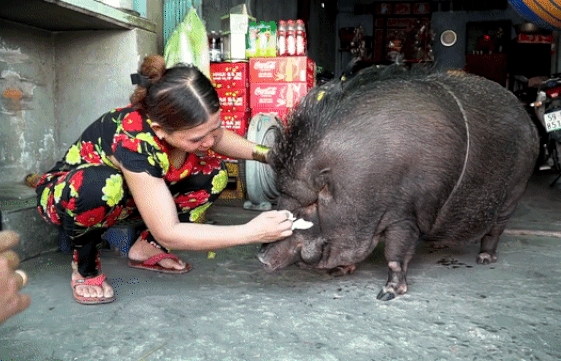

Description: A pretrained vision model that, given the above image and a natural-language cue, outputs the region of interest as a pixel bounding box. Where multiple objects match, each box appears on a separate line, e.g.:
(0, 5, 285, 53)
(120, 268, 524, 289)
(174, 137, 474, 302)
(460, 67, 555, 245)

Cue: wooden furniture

(465, 53, 508, 86)
(369, 1, 432, 62)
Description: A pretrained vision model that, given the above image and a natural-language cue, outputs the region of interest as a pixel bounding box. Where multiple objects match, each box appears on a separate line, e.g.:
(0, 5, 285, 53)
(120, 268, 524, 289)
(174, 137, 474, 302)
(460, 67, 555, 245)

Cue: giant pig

(258, 66, 540, 301)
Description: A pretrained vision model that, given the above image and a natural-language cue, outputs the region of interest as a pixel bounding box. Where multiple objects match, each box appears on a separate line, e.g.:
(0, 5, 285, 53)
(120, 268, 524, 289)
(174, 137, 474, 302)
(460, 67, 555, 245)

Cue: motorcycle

(532, 73, 561, 186)
(511, 75, 548, 172)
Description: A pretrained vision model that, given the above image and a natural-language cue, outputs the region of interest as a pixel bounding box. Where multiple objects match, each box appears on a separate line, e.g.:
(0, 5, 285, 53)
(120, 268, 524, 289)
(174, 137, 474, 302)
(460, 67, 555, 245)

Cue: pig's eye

(298, 202, 318, 219)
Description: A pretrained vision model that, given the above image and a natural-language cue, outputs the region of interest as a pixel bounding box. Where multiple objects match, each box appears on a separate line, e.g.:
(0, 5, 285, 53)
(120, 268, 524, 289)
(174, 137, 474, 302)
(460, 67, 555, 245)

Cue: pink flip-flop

(128, 253, 192, 274)
(71, 274, 116, 305)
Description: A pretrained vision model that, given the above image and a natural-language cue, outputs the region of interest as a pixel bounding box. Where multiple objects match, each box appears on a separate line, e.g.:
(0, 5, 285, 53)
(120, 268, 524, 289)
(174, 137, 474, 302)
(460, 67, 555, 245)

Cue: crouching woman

(35, 55, 293, 305)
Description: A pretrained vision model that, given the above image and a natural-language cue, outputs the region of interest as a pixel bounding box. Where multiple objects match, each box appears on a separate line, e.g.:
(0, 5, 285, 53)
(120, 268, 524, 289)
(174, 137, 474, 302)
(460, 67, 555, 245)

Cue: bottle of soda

(295, 19, 307, 56)
(286, 20, 296, 56)
(209, 31, 221, 62)
(277, 20, 287, 56)
(217, 31, 224, 62)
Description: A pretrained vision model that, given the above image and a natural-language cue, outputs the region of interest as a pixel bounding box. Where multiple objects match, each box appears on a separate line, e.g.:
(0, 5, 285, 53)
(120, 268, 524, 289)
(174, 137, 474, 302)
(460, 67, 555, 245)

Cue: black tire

(549, 138, 561, 172)
(544, 100, 561, 171)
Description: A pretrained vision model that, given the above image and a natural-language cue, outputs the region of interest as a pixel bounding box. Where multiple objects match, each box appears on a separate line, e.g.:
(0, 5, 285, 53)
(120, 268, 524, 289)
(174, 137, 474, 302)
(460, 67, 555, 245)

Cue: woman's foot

(71, 270, 115, 304)
(128, 236, 188, 272)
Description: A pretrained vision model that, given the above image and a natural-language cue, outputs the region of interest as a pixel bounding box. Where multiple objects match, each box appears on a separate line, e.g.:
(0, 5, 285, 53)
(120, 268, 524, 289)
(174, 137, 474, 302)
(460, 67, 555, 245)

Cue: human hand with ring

(0, 230, 31, 325)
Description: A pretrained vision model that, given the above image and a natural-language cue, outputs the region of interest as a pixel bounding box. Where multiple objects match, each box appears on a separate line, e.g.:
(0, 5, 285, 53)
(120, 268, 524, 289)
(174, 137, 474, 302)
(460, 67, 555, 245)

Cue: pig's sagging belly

(418, 177, 509, 244)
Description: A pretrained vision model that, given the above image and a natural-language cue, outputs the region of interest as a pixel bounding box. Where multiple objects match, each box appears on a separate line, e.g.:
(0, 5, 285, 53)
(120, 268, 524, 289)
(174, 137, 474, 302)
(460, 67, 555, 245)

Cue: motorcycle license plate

(544, 110, 561, 132)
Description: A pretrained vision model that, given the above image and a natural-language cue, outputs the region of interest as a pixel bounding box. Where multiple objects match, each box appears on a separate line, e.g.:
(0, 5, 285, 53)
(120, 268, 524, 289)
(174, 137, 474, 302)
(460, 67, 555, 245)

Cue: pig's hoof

(476, 252, 497, 265)
(376, 283, 406, 301)
(377, 290, 396, 301)
(328, 264, 356, 277)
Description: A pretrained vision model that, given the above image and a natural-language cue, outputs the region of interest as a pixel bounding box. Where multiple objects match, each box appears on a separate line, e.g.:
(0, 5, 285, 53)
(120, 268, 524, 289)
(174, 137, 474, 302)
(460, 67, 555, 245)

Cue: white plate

(544, 110, 561, 132)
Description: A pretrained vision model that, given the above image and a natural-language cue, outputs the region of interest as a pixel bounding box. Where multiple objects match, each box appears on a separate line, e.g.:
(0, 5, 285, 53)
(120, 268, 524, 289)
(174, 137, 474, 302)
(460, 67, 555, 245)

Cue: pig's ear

(312, 168, 331, 192)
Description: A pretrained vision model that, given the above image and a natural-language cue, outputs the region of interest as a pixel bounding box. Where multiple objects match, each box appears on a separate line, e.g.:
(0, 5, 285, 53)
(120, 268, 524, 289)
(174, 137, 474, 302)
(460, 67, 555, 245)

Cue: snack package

(246, 21, 277, 58)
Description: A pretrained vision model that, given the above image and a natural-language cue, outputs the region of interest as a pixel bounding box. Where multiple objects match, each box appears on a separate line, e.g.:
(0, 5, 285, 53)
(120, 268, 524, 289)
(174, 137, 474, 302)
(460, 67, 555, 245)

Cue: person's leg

(36, 165, 129, 303)
(70, 229, 114, 302)
(128, 155, 227, 270)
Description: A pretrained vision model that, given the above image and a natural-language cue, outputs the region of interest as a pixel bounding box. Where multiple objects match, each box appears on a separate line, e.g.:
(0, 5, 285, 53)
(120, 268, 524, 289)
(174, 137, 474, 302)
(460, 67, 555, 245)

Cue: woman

(35, 55, 293, 305)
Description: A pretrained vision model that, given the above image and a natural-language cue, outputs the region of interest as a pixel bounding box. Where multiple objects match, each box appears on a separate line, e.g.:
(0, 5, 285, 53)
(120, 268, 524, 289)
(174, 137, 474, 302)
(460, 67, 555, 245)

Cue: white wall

(0, 22, 157, 184)
(0, 20, 58, 184)
(55, 29, 156, 154)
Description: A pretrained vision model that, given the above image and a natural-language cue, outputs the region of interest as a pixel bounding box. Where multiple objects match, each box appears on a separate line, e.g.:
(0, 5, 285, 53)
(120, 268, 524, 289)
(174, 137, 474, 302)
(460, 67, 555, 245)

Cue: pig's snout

(257, 247, 276, 272)
(257, 242, 302, 272)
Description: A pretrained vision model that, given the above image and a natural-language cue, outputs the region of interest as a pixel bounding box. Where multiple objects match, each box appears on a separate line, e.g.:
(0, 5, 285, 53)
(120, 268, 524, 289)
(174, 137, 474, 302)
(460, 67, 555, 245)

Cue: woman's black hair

(130, 55, 220, 132)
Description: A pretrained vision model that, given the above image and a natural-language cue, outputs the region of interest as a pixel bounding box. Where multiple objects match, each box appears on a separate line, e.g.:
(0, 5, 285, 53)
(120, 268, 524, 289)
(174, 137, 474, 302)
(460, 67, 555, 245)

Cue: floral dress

(36, 105, 228, 248)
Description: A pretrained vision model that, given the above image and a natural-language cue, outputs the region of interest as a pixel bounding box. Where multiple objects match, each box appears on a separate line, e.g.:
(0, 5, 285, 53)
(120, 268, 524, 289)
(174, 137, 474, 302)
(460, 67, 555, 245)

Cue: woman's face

(157, 112, 222, 154)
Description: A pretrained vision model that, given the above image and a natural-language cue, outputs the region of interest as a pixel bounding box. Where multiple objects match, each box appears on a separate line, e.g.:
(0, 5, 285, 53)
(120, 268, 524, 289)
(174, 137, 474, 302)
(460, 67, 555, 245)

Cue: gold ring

(14, 269, 28, 288)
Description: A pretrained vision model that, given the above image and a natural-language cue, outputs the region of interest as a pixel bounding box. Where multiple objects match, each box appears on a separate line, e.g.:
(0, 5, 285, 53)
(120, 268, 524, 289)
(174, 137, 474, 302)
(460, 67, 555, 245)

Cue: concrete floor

(1, 171, 561, 361)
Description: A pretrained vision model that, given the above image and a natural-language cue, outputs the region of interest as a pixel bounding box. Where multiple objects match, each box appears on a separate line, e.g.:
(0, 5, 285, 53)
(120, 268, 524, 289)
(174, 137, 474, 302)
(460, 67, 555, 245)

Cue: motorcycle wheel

(545, 100, 561, 171)
(551, 140, 561, 173)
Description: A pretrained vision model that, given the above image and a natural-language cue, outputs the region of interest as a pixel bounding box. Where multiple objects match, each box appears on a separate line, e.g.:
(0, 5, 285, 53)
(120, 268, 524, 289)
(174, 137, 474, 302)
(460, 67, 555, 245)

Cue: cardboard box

(221, 111, 250, 137)
(249, 82, 311, 109)
(225, 161, 239, 176)
(207, 112, 250, 162)
(223, 32, 247, 61)
(221, 13, 255, 34)
(210, 62, 249, 89)
(246, 21, 277, 58)
(219, 173, 245, 200)
(216, 88, 249, 112)
(249, 56, 315, 84)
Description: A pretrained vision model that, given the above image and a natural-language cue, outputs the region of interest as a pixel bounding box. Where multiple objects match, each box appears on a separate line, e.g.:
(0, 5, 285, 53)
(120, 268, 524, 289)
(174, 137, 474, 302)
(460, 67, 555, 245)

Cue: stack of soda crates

(248, 56, 315, 125)
(208, 62, 251, 200)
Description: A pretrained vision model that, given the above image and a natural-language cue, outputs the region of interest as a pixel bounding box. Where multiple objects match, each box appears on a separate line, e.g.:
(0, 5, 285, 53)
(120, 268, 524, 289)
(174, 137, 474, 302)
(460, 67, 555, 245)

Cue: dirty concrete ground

(1, 171, 561, 361)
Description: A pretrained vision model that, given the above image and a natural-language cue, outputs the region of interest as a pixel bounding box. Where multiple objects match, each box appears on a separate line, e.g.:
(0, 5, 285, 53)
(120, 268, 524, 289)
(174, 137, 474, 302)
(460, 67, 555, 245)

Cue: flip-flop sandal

(71, 274, 116, 305)
(128, 253, 192, 274)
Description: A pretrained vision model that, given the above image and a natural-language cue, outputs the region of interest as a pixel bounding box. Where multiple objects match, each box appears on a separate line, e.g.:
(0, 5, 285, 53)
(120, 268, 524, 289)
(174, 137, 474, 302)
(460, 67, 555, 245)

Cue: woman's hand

(247, 210, 294, 244)
(0, 230, 31, 325)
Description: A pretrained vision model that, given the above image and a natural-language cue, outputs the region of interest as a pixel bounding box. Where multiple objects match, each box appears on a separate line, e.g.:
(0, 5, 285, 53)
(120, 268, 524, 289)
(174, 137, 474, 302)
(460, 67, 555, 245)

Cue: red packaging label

(250, 82, 310, 109)
(210, 62, 249, 89)
(517, 33, 554, 44)
(249, 57, 315, 84)
(216, 88, 249, 112)
(221, 111, 250, 137)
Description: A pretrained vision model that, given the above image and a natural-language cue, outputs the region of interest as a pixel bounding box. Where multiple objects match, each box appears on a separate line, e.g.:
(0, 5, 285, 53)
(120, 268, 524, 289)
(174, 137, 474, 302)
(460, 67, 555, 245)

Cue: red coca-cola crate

(249, 56, 315, 85)
(216, 88, 249, 113)
(221, 111, 250, 137)
(249, 82, 310, 109)
(210, 62, 249, 89)
(207, 111, 250, 162)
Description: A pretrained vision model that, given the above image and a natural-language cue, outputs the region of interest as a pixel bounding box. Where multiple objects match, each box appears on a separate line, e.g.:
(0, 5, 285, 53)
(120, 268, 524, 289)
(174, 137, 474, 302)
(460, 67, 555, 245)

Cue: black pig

(258, 66, 540, 301)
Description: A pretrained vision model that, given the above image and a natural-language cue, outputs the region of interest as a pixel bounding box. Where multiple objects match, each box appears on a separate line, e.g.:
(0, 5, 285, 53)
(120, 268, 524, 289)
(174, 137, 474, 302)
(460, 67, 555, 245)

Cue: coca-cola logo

(254, 87, 277, 96)
(253, 61, 276, 70)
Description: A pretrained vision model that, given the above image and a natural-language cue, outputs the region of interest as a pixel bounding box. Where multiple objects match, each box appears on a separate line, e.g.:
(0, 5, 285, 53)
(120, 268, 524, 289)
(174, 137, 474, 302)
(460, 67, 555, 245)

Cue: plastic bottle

(247, 23, 258, 58)
(277, 20, 287, 56)
(217, 31, 224, 61)
(286, 20, 296, 56)
(295, 19, 307, 56)
(209, 31, 221, 62)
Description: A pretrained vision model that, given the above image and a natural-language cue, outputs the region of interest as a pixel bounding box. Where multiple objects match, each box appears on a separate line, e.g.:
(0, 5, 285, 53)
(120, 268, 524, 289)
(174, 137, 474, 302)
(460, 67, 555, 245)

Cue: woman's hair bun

(140, 55, 167, 83)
